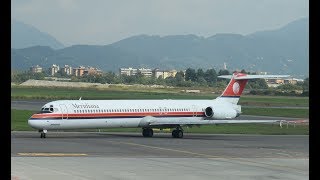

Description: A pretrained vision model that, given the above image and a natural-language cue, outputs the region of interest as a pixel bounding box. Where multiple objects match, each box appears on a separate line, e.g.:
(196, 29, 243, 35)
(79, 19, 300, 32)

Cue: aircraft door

(192, 105, 197, 117)
(59, 104, 68, 120)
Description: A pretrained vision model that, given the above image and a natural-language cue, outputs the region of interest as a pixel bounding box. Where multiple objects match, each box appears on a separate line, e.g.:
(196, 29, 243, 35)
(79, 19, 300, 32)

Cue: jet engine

(204, 107, 214, 117)
(204, 106, 238, 119)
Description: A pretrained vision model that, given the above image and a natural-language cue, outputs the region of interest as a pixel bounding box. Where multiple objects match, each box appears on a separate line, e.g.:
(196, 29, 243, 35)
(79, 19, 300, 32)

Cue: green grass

(12, 109, 308, 135)
(11, 109, 36, 131)
(239, 95, 309, 107)
(11, 86, 213, 100)
(242, 107, 308, 118)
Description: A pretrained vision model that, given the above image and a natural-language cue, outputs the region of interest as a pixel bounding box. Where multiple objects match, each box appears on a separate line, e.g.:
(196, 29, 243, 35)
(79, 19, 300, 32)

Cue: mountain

(11, 19, 65, 49)
(11, 17, 309, 76)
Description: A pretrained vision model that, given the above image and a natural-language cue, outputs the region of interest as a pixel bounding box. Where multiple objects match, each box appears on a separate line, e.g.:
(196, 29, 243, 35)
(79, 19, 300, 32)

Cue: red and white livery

(28, 72, 289, 138)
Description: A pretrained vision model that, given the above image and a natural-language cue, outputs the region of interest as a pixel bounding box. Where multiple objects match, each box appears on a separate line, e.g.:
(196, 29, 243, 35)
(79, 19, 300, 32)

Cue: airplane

(28, 72, 289, 138)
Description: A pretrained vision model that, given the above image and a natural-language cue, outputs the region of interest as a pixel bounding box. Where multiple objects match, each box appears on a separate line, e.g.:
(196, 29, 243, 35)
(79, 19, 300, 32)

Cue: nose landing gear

(39, 129, 47, 138)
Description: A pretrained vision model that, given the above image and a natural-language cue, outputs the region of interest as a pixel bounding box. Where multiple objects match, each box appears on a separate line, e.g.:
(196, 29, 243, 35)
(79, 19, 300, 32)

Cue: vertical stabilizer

(217, 72, 290, 104)
(218, 72, 248, 104)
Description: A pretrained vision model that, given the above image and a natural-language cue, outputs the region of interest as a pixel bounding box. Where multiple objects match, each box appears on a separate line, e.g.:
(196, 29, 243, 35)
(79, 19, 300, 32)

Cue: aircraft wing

(148, 119, 283, 126)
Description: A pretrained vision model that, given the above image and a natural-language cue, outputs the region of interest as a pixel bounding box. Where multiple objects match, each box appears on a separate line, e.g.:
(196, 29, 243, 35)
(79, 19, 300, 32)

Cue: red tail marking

(221, 72, 248, 97)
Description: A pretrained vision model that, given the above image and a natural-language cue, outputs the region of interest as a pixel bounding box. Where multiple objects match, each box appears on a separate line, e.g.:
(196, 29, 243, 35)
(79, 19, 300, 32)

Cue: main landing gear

(142, 126, 184, 138)
(142, 128, 153, 137)
(39, 129, 47, 138)
(172, 126, 183, 138)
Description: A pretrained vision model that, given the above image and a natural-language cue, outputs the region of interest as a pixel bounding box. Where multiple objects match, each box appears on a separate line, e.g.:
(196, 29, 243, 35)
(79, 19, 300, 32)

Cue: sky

(11, 0, 309, 46)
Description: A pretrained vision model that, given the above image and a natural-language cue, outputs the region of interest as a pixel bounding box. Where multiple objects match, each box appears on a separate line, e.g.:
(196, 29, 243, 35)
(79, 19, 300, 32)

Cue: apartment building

(153, 69, 178, 79)
(61, 65, 73, 75)
(49, 64, 60, 76)
(73, 66, 86, 77)
(30, 65, 43, 73)
(119, 67, 153, 77)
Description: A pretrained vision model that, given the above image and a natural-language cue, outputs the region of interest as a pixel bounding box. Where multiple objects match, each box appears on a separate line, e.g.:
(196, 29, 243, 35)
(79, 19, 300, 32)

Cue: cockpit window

(39, 106, 54, 113)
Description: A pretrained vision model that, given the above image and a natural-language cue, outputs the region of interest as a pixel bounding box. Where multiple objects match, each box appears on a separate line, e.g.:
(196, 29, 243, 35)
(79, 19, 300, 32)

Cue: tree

(217, 69, 230, 83)
(174, 71, 185, 82)
(247, 79, 268, 89)
(276, 84, 303, 93)
(185, 68, 197, 81)
(204, 69, 217, 86)
(218, 69, 230, 76)
(240, 69, 247, 74)
(196, 69, 205, 80)
(302, 78, 309, 92)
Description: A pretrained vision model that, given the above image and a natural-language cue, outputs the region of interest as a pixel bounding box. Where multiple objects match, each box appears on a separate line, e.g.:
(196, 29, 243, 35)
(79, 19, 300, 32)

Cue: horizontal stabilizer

(218, 74, 290, 80)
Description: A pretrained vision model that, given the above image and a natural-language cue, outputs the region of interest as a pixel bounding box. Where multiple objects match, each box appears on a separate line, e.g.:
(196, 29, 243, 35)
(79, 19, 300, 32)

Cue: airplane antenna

(79, 97, 82, 100)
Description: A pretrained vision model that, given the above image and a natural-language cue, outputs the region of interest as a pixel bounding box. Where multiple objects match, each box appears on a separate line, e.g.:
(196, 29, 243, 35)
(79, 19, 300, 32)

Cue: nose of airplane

(28, 118, 36, 128)
(28, 115, 42, 129)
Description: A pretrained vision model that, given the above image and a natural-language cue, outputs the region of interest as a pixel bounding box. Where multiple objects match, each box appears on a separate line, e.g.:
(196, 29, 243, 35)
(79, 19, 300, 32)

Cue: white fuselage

(28, 99, 240, 130)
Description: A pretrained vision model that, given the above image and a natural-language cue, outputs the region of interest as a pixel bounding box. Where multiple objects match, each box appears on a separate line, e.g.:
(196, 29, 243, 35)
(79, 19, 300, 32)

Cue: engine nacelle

(204, 107, 214, 117)
(204, 106, 238, 119)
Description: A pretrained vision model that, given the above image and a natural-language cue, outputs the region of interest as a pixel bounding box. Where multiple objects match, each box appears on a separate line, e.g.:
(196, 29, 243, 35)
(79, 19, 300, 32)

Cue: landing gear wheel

(172, 130, 177, 138)
(40, 132, 46, 138)
(177, 130, 183, 138)
(142, 128, 153, 137)
(172, 129, 183, 138)
(39, 130, 47, 138)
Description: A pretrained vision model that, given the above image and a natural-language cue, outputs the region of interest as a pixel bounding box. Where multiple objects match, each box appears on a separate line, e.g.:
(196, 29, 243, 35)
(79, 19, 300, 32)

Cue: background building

(153, 69, 177, 79)
(61, 65, 73, 75)
(49, 64, 60, 76)
(119, 67, 152, 77)
(83, 67, 103, 76)
(73, 66, 86, 77)
(119, 67, 137, 76)
(30, 65, 42, 73)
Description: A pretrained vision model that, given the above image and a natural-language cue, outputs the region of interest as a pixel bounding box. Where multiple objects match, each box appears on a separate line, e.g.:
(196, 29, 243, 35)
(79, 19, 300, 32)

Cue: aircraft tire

(148, 129, 153, 137)
(177, 130, 183, 138)
(172, 130, 177, 138)
(142, 129, 147, 137)
(40, 133, 46, 138)
(142, 128, 153, 137)
(172, 130, 183, 138)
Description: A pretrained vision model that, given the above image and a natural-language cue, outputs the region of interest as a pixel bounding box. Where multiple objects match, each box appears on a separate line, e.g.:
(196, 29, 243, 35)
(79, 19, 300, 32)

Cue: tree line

(11, 68, 309, 96)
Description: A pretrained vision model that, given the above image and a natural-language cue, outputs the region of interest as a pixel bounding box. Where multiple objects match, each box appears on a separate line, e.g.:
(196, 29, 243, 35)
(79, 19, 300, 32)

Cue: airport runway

(11, 100, 309, 179)
(11, 131, 309, 180)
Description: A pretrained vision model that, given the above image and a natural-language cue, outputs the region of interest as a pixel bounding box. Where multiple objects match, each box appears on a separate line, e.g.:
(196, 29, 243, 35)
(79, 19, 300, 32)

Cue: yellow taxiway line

(17, 153, 87, 157)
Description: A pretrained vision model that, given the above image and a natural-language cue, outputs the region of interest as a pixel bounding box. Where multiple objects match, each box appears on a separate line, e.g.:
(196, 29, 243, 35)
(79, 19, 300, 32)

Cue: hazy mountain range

(11, 17, 309, 77)
(11, 19, 65, 49)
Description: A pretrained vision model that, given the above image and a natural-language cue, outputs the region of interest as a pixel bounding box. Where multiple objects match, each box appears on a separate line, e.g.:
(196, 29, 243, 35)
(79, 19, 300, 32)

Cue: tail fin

(218, 72, 290, 104)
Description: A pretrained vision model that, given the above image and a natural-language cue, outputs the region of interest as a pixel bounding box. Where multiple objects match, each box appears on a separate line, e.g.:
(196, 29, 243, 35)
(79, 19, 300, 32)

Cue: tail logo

(232, 82, 240, 94)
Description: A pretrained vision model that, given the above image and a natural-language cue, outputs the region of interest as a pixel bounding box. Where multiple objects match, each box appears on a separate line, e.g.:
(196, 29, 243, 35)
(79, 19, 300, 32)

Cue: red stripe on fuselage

(31, 112, 205, 119)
